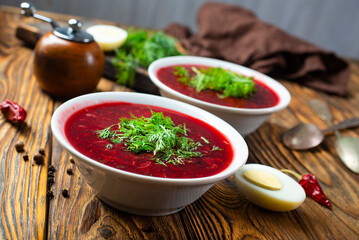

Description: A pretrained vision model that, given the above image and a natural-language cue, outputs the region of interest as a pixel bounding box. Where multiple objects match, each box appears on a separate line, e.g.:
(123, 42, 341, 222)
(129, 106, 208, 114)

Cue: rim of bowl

(148, 56, 291, 115)
(51, 92, 248, 186)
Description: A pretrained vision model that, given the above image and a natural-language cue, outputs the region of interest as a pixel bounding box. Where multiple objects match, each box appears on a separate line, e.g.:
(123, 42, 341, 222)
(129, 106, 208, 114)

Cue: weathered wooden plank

(0, 8, 49, 239)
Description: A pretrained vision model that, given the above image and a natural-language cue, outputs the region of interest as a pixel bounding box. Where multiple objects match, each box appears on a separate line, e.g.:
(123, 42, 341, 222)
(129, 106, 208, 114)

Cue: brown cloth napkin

(164, 2, 350, 96)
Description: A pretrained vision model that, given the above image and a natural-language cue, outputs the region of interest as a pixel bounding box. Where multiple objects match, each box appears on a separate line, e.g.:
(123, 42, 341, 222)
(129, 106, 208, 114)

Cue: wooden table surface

(1, 6, 358, 240)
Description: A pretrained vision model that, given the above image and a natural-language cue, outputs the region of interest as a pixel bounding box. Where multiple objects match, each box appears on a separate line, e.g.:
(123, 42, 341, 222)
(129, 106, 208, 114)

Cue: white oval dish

(51, 92, 248, 216)
(148, 56, 291, 136)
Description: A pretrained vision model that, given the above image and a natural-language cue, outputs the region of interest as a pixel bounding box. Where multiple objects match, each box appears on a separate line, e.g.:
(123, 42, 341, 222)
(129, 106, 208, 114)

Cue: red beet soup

(65, 102, 233, 178)
(156, 65, 279, 108)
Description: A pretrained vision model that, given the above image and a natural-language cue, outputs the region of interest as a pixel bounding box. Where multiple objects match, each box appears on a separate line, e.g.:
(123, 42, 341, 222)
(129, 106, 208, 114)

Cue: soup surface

(156, 65, 279, 108)
(65, 102, 233, 178)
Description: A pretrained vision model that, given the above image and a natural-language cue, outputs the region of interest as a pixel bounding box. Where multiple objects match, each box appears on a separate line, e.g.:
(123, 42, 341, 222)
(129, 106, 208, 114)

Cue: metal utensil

(310, 99, 359, 174)
(283, 117, 359, 150)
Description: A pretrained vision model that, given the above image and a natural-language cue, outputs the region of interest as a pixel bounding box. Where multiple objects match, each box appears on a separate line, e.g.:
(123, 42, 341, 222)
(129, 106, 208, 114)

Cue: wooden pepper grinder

(21, 2, 105, 99)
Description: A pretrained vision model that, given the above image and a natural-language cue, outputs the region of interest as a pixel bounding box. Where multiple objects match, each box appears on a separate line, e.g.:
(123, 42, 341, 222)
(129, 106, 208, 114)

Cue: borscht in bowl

(65, 102, 232, 178)
(51, 92, 248, 216)
(148, 56, 291, 136)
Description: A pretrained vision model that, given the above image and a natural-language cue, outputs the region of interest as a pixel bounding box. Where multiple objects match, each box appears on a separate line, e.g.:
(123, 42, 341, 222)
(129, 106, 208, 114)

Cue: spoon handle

(322, 118, 359, 134)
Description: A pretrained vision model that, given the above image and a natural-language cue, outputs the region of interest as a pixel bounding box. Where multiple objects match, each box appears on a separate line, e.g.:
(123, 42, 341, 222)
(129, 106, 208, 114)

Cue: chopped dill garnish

(96, 110, 220, 166)
(105, 144, 113, 149)
(174, 66, 257, 98)
(211, 146, 222, 151)
(201, 136, 210, 144)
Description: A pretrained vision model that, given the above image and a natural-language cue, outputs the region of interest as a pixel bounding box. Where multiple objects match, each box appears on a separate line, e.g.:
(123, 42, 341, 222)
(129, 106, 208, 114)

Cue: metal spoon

(283, 117, 359, 150)
(310, 99, 359, 174)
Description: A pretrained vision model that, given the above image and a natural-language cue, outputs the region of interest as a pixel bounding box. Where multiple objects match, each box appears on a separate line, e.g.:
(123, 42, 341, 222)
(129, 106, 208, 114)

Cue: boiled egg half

(86, 25, 128, 51)
(235, 164, 305, 211)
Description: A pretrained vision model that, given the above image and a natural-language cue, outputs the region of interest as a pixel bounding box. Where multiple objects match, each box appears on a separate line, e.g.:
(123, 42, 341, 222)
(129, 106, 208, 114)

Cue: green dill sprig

(113, 29, 182, 87)
(96, 110, 218, 166)
(174, 66, 257, 98)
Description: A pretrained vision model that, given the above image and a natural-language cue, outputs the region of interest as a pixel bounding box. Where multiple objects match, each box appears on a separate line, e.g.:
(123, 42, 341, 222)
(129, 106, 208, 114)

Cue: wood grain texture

(0, 6, 129, 239)
(0, 5, 358, 240)
(0, 7, 49, 240)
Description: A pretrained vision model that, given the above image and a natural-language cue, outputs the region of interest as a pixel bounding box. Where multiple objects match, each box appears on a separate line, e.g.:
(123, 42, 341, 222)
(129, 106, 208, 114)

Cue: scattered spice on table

(69, 157, 75, 164)
(23, 154, 29, 161)
(281, 169, 332, 208)
(47, 165, 56, 187)
(33, 154, 44, 165)
(66, 168, 73, 175)
(47, 176, 54, 187)
(39, 148, 45, 156)
(15, 141, 25, 152)
(48, 165, 56, 173)
(46, 190, 54, 200)
(0, 100, 27, 124)
(62, 189, 69, 198)
(48, 170, 55, 177)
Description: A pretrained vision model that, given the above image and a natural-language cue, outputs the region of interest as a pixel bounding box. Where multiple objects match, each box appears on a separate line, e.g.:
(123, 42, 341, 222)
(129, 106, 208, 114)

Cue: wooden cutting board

(15, 18, 160, 95)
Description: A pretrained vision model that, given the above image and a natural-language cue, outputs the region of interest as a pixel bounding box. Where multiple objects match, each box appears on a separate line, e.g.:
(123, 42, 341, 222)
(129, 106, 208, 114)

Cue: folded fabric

(164, 2, 350, 96)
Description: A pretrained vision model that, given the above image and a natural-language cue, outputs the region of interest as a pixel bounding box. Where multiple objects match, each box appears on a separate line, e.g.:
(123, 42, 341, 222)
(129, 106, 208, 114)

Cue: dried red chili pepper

(0, 100, 27, 124)
(281, 169, 332, 209)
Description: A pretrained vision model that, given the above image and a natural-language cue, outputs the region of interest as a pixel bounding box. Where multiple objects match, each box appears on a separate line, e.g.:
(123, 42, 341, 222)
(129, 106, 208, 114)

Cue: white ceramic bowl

(51, 92, 248, 216)
(148, 56, 291, 136)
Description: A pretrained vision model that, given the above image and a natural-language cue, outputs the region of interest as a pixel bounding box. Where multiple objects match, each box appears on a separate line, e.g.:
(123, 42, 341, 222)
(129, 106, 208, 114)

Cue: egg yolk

(243, 169, 282, 190)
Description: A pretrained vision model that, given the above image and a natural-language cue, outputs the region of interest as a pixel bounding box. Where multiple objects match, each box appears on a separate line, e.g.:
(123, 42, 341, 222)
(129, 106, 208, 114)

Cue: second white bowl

(148, 56, 291, 136)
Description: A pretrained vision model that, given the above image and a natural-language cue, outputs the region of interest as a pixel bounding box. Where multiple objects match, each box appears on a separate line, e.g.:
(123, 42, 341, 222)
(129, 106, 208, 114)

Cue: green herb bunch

(174, 66, 257, 98)
(96, 110, 216, 166)
(113, 29, 182, 86)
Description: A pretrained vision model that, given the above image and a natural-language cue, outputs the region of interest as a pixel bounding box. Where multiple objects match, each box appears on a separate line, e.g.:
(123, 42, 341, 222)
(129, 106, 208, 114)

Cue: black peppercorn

(48, 165, 56, 172)
(47, 176, 55, 186)
(66, 168, 73, 175)
(39, 148, 46, 156)
(33, 154, 44, 165)
(62, 189, 69, 198)
(15, 141, 25, 152)
(46, 190, 54, 199)
(23, 154, 29, 161)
